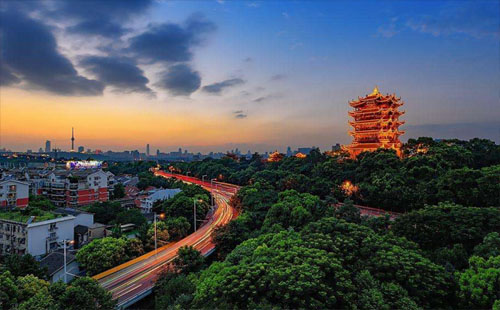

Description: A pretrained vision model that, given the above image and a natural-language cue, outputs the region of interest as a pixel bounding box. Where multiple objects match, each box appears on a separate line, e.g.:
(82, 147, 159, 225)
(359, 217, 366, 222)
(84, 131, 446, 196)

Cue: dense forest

(152, 137, 500, 309)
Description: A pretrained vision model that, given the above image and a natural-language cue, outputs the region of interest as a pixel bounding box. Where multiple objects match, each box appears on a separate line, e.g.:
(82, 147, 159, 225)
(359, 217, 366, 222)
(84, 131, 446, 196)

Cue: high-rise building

(345, 86, 405, 158)
(146, 144, 150, 157)
(78, 146, 84, 153)
(71, 127, 75, 151)
(45, 140, 51, 153)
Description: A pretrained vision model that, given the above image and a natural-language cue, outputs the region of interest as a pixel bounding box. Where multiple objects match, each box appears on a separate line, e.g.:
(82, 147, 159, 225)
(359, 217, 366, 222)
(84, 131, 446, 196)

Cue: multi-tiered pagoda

(345, 86, 405, 158)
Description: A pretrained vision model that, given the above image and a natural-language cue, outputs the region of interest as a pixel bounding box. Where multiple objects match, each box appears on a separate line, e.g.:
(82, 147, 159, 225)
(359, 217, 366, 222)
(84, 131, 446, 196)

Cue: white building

(0, 179, 29, 208)
(0, 214, 75, 257)
(140, 188, 181, 213)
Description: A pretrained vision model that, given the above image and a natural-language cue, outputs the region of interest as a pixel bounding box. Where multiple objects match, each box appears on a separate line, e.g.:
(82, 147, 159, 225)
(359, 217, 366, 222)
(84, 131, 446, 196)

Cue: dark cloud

(156, 64, 201, 96)
(0, 10, 103, 96)
(56, 0, 153, 37)
(202, 78, 245, 94)
(234, 112, 247, 119)
(80, 56, 154, 95)
(128, 15, 216, 64)
(0, 65, 21, 86)
(270, 74, 286, 81)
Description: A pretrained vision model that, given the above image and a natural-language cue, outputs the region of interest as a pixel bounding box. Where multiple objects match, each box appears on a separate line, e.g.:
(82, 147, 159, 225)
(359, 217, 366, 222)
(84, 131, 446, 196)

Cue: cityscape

(0, 1, 499, 310)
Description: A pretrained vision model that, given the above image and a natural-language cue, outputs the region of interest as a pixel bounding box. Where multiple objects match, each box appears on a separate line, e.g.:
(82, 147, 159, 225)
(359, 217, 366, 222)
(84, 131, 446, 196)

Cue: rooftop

(39, 250, 76, 276)
(0, 210, 60, 223)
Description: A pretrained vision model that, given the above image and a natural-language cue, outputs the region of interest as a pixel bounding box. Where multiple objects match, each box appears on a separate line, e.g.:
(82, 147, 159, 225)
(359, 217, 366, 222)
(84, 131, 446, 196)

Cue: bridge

(93, 172, 239, 309)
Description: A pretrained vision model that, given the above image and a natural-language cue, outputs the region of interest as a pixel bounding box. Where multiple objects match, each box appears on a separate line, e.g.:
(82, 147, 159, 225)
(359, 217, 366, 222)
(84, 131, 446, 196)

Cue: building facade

(0, 179, 29, 208)
(40, 170, 113, 207)
(0, 215, 75, 257)
(140, 188, 181, 213)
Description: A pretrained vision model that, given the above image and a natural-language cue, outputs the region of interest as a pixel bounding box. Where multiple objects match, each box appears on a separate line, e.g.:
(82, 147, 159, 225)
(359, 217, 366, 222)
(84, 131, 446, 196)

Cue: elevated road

(93, 172, 239, 309)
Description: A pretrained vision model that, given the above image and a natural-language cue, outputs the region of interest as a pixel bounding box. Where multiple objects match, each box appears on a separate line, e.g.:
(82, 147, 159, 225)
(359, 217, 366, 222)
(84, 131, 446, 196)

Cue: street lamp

(153, 212, 165, 257)
(186, 171, 191, 176)
(62, 239, 74, 283)
(202, 175, 207, 182)
(210, 178, 217, 208)
(193, 199, 203, 231)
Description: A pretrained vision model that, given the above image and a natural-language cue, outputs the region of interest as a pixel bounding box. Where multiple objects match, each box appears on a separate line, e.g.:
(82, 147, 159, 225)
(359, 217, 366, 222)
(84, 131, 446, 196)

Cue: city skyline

(1, 1, 499, 152)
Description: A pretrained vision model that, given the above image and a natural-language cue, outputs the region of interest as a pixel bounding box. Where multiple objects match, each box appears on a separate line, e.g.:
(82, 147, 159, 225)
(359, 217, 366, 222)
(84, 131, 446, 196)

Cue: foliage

(154, 271, 196, 310)
(111, 183, 125, 200)
(76, 237, 142, 276)
(165, 216, 191, 240)
(456, 255, 500, 309)
(392, 203, 500, 253)
(473, 232, 500, 259)
(0, 254, 48, 279)
(173, 246, 205, 274)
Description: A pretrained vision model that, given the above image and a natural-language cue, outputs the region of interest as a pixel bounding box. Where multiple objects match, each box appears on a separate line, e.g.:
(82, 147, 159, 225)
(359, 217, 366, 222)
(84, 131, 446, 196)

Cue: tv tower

(71, 127, 75, 151)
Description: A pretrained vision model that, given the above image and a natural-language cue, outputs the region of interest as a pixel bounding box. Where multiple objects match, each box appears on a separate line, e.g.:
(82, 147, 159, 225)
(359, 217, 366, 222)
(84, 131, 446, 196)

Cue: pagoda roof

(349, 87, 403, 108)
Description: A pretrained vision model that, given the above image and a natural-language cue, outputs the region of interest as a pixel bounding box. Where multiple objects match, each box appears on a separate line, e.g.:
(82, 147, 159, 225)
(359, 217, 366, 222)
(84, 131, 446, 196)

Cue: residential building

(40, 169, 112, 207)
(0, 213, 75, 257)
(39, 250, 79, 283)
(140, 188, 181, 213)
(0, 179, 29, 208)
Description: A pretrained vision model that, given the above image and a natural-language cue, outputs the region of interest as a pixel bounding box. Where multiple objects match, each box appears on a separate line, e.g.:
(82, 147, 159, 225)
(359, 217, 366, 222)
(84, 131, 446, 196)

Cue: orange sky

(1, 88, 347, 152)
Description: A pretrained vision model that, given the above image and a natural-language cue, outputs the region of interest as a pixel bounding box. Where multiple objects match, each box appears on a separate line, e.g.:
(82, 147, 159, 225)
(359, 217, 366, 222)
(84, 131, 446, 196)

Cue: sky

(0, 0, 499, 153)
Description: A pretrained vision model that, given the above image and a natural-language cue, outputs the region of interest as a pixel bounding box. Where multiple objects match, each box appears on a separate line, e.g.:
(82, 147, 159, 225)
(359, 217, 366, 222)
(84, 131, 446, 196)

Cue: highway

(93, 172, 239, 309)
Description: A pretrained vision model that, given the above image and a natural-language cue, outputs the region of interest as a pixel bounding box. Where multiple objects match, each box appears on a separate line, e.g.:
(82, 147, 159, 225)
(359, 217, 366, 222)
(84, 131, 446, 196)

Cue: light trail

(93, 172, 239, 308)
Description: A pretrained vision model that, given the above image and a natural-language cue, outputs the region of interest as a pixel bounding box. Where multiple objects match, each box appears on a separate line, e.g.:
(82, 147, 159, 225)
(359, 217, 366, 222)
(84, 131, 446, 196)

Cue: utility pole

(193, 199, 197, 231)
(154, 212, 157, 256)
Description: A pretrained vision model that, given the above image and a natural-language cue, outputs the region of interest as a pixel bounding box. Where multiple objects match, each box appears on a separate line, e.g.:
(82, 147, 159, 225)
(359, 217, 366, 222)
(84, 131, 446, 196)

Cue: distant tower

(45, 140, 51, 153)
(71, 127, 75, 151)
(146, 144, 150, 157)
(345, 86, 405, 158)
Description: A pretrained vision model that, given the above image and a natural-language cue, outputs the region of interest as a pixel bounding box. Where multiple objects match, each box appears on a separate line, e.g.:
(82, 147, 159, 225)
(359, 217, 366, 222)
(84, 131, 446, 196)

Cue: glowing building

(345, 87, 405, 158)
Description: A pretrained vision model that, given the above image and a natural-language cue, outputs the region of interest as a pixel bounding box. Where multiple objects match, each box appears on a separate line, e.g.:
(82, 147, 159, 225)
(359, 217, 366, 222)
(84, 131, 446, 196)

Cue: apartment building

(0, 213, 74, 257)
(40, 169, 113, 207)
(0, 179, 29, 208)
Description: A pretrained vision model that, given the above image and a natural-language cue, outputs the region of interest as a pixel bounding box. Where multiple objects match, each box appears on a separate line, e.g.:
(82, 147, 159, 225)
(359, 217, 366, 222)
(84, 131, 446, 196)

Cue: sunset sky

(1, 0, 499, 153)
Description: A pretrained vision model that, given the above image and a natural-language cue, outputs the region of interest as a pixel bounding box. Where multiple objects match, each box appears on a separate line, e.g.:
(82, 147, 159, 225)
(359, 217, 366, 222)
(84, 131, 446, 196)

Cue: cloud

(243, 57, 253, 62)
(282, 12, 290, 19)
(0, 10, 103, 96)
(202, 78, 245, 94)
(56, 0, 153, 37)
(270, 74, 286, 81)
(233, 111, 247, 119)
(407, 3, 499, 39)
(0, 64, 21, 86)
(80, 56, 154, 95)
(252, 93, 282, 103)
(377, 18, 400, 38)
(128, 14, 216, 64)
(156, 64, 201, 96)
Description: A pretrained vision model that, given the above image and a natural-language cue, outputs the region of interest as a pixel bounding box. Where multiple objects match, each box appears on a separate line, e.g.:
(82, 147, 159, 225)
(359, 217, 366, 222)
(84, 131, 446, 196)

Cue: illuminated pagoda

(345, 86, 405, 158)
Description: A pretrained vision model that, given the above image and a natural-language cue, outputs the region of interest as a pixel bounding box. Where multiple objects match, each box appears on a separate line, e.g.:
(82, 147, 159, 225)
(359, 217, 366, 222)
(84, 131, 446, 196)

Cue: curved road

(93, 172, 239, 308)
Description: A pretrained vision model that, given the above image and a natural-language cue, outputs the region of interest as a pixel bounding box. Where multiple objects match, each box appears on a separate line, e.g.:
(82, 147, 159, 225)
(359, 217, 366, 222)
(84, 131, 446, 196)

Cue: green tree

(165, 216, 191, 240)
(473, 232, 500, 259)
(0, 271, 19, 309)
(57, 277, 116, 310)
(111, 183, 125, 199)
(76, 237, 129, 276)
(173, 246, 205, 274)
(154, 272, 195, 310)
(457, 255, 500, 309)
(1, 254, 48, 279)
(16, 274, 50, 304)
